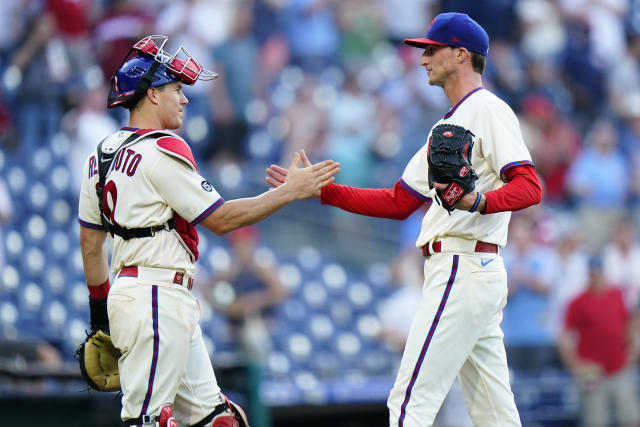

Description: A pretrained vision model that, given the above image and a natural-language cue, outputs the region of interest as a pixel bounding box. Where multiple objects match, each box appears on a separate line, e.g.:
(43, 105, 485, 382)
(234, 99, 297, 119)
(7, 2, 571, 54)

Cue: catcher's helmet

(107, 35, 217, 109)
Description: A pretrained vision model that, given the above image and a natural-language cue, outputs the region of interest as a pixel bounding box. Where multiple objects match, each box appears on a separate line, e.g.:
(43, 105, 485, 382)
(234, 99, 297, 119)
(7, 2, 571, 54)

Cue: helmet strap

(131, 58, 162, 107)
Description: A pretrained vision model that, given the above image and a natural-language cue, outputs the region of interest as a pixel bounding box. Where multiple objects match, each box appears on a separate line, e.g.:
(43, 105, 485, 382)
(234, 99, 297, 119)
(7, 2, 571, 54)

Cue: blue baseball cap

(404, 12, 489, 56)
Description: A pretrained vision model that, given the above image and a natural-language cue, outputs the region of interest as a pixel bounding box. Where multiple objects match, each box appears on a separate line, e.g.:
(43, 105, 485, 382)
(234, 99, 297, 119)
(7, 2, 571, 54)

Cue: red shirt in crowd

(565, 287, 630, 374)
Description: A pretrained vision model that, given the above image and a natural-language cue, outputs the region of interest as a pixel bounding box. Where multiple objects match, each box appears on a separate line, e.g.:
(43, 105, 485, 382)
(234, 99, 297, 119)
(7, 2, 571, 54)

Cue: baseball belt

(422, 240, 498, 257)
(118, 266, 194, 290)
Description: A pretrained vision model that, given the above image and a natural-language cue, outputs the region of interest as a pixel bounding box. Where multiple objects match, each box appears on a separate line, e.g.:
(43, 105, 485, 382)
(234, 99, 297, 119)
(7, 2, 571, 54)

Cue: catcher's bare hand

(432, 184, 486, 212)
(266, 150, 333, 199)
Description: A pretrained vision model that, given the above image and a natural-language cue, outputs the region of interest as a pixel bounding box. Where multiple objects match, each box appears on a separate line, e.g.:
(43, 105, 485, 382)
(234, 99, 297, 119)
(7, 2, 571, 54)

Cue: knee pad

(159, 405, 178, 427)
(192, 394, 249, 427)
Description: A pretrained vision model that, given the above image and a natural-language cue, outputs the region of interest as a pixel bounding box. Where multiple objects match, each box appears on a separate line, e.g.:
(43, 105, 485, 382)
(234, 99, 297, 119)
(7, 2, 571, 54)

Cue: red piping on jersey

(443, 87, 484, 119)
(320, 180, 429, 220)
(483, 164, 542, 214)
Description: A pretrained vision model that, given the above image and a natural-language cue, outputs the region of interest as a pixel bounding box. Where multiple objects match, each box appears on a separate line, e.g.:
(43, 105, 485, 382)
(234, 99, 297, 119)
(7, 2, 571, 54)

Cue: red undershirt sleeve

(483, 165, 542, 214)
(320, 180, 430, 220)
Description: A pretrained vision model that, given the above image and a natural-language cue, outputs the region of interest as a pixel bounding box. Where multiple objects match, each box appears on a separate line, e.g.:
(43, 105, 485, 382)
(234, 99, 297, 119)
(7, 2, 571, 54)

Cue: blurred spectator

(336, 0, 385, 68)
(516, 0, 568, 61)
(155, 0, 235, 161)
(203, 226, 289, 361)
(252, 0, 287, 42)
(483, 39, 527, 107)
(282, 0, 339, 71)
(327, 69, 377, 187)
(618, 91, 640, 207)
(522, 59, 573, 114)
(546, 223, 589, 338)
(607, 34, 640, 119)
(211, 0, 258, 161)
(62, 83, 119, 194)
(559, 0, 629, 68)
(380, 0, 435, 45)
(377, 247, 424, 354)
(281, 75, 328, 165)
(560, 19, 606, 126)
(502, 214, 557, 369)
(439, 0, 518, 41)
(567, 118, 630, 250)
(45, 0, 97, 102)
(4, 6, 61, 156)
(200, 227, 288, 426)
(93, 0, 152, 79)
(603, 217, 640, 310)
(558, 256, 640, 427)
(518, 94, 582, 205)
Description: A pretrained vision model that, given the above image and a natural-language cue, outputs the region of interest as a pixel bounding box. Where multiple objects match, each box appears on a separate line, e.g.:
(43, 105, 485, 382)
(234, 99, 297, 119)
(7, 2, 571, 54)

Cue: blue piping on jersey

(443, 87, 484, 119)
(399, 179, 432, 203)
(192, 198, 224, 225)
(78, 218, 103, 230)
(121, 126, 140, 132)
(139, 285, 160, 427)
(499, 160, 534, 181)
(398, 255, 459, 426)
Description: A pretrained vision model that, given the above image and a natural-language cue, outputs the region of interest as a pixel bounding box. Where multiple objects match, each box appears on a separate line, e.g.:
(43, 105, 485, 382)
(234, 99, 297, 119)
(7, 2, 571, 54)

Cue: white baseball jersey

(388, 87, 532, 427)
(401, 87, 533, 248)
(79, 128, 227, 424)
(78, 128, 224, 275)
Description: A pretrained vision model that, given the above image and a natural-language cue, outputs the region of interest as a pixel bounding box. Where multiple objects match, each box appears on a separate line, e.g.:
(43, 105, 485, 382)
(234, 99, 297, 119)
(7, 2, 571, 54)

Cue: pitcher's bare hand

(278, 152, 339, 200)
(266, 150, 332, 199)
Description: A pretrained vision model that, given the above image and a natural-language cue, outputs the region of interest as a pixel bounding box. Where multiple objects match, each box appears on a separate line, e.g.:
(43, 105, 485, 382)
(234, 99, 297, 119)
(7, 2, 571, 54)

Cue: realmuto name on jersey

(88, 149, 143, 180)
(112, 148, 142, 177)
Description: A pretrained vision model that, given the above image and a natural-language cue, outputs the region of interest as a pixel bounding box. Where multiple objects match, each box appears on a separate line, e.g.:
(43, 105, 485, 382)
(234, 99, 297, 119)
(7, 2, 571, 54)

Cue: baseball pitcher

(266, 13, 543, 427)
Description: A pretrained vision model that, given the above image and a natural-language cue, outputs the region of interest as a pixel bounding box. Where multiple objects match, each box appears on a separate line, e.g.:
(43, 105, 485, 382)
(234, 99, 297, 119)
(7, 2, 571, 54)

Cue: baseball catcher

(427, 123, 478, 213)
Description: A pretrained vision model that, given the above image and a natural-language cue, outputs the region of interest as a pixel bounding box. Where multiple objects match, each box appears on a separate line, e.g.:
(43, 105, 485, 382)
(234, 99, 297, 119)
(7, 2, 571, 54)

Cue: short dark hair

(471, 52, 485, 74)
(128, 84, 166, 112)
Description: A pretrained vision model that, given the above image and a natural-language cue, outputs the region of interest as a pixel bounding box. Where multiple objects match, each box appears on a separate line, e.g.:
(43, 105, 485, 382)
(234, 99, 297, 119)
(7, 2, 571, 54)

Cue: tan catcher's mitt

(76, 329, 122, 392)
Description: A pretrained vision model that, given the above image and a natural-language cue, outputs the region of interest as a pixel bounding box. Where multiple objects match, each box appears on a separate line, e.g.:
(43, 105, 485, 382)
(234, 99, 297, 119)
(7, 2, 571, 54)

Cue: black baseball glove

(427, 123, 479, 213)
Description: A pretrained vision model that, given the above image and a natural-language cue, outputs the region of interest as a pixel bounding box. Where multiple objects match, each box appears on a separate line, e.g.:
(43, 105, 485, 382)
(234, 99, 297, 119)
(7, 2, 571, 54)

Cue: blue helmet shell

(107, 55, 181, 109)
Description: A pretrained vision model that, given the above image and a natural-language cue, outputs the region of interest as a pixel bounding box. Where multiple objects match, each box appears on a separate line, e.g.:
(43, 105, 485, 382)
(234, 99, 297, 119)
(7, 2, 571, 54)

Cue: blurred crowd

(1, 0, 640, 417)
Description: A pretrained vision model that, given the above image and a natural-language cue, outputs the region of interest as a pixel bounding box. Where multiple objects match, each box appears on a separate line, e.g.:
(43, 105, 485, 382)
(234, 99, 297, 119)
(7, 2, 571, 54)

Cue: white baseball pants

(387, 251, 521, 426)
(108, 266, 224, 426)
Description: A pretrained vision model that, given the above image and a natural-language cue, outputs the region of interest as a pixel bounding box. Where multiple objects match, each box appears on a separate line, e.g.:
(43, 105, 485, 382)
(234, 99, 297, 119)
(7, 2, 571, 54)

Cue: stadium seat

(301, 280, 328, 309)
(297, 245, 322, 272)
(278, 263, 303, 293)
(0, 265, 20, 296)
(0, 301, 18, 326)
(27, 182, 49, 212)
(16, 282, 43, 314)
(321, 263, 347, 294)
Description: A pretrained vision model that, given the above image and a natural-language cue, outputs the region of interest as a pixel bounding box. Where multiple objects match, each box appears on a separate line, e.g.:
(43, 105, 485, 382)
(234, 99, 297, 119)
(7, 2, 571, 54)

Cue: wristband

(88, 278, 110, 300)
(469, 192, 482, 213)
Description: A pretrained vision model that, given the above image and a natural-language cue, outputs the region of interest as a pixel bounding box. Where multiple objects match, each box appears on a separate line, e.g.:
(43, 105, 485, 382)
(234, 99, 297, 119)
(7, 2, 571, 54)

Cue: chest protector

(95, 131, 200, 261)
